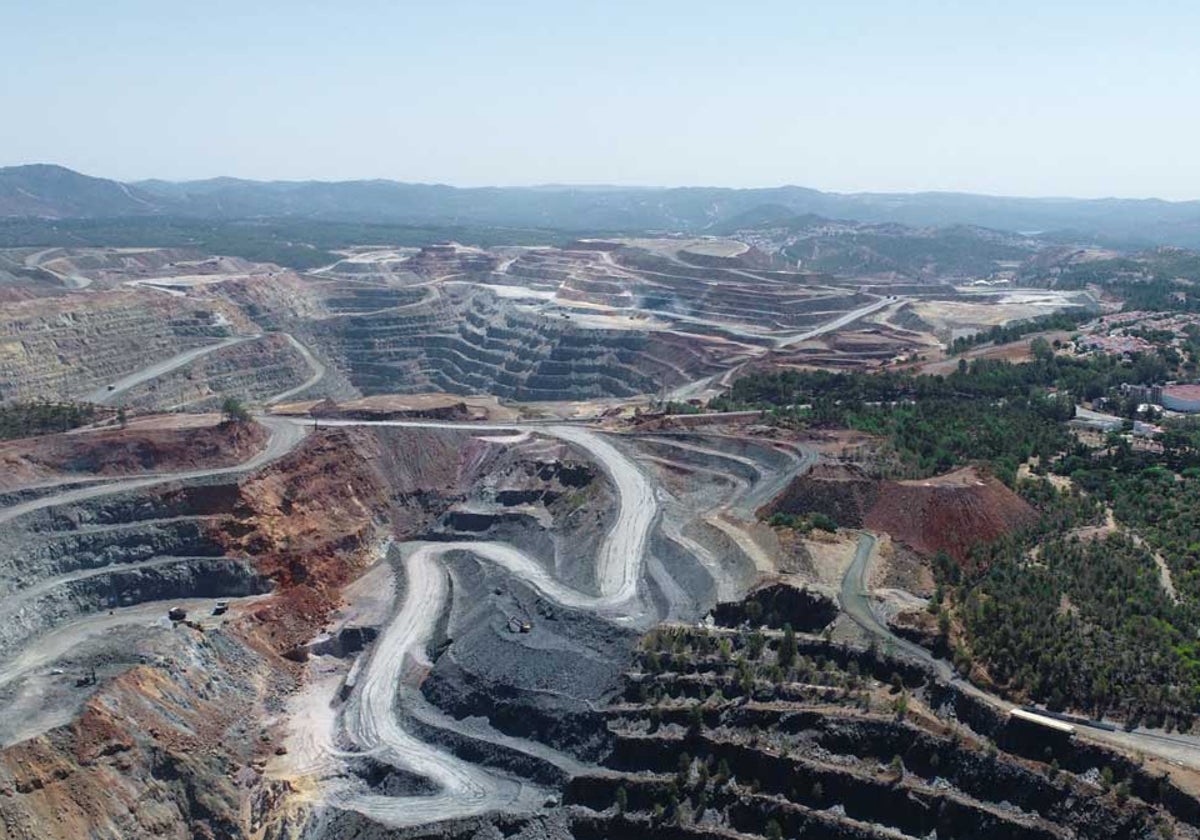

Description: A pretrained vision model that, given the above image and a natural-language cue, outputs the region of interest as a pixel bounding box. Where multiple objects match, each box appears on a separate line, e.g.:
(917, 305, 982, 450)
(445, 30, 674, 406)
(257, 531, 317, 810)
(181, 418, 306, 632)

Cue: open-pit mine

(0, 235, 1193, 840)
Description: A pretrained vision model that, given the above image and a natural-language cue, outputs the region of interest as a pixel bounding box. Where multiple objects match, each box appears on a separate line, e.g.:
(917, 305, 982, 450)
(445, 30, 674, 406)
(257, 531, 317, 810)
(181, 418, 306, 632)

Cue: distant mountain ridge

(0, 164, 159, 218)
(4, 163, 1200, 247)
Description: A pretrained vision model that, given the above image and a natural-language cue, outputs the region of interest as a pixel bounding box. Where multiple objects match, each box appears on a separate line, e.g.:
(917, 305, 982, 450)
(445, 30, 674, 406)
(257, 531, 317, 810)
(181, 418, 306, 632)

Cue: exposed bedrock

(17, 481, 245, 533)
(0, 428, 406, 840)
(928, 680, 1200, 828)
(0, 478, 268, 661)
(637, 437, 763, 486)
(644, 528, 720, 621)
(116, 333, 315, 411)
(0, 617, 303, 840)
(678, 517, 762, 594)
(0, 517, 224, 595)
(567, 727, 1158, 840)
(420, 554, 634, 762)
(311, 289, 739, 400)
(401, 694, 578, 790)
(560, 623, 1180, 840)
(0, 290, 240, 402)
(442, 447, 615, 596)
(0, 557, 268, 661)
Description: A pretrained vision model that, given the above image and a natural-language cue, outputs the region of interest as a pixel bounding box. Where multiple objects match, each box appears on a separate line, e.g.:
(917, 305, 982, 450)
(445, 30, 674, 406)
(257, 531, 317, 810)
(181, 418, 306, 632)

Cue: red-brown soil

(0, 429, 398, 839)
(0, 419, 267, 490)
(0, 424, 610, 838)
(211, 428, 394, 653)
(864, 467, 1036, 563)
(767, 464, 1036, 564)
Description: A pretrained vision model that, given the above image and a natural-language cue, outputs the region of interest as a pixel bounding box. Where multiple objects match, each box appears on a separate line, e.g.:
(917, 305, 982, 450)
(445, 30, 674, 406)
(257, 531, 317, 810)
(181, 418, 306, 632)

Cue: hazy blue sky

(4, 0, 1198, 198)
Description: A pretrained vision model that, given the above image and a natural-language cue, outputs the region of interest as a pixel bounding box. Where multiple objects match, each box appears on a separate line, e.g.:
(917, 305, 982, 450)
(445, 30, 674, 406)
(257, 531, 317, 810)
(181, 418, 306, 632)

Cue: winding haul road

(287, 418, 660, 826)
(340, 545, 546, 826)
(775, 296, 900, 347)
(80, 329, 325, 408)
(0, 415, 312, 745)
(0, 416, 308, 528)
(0, 410, 650, 825)
(12, 393, 1198, 822)
(83, 335, 259, 405)
(264, 333, 327, 405)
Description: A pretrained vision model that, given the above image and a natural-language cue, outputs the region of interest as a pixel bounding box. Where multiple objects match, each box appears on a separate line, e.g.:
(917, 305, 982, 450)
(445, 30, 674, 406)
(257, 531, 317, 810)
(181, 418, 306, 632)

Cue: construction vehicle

(212, 600, 229, 616)
(74, 667, 97, 687)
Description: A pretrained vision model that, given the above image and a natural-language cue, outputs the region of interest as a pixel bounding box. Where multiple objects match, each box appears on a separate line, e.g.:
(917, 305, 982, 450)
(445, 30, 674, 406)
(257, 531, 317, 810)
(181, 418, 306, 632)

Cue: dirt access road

(840, 532, 1200, 771)
(81, 330, 326, 407)
(0, 416, 307, 528)
(83, 335, 259, 405)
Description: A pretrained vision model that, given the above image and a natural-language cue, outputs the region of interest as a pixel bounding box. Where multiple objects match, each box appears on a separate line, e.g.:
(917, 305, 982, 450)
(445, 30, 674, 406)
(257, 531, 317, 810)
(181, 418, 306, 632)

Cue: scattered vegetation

(717, 345, 1200, 729)
(931, 472, 1200, 729)
(0, 400, 96, 439)
(634, 624, 875, 711)
(0, 217, 578, 270)
(767, 511, 838, 533)
(220, 396, 251, 424)
(1045, 252, 1200, 312)
(947, 311, 1087, 354)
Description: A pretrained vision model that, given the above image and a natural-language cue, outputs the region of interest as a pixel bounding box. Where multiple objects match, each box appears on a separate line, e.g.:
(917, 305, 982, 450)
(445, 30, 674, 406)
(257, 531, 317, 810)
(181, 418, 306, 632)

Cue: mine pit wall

(421, 653, 620, 765)
(14, 482, 243, 536)
(929, 681, 1200, 827)
(423, 437, 618, 596)
(570, 813, 879, 840)
(677, 633, 1200, 831)
(114, 334, 314, 411)
(0, 517, 224, 596)
(643, 432, 797, 479)
(601, 633, 1200, 832)
(310, 288, 736, 401)
(901, 654, 1199, 827)
(0, 429, 407, 840)
(568, 770, 1066, 840)
(711, 584, 839, 631)
(0, 558, 268, 663)
(0, 615, 301, 840)
(577, 704, 1165, 839)
(389, 428, 742, 786)
(268, 425, 641, 822)
(599, 727, 1071, 828)
(0, 290, 245, 402)
(402, 707, 574, 790)
(0, 479, 109, 509)
(645, 527, 720, 620)
(637, 438, 762, 485)
(0, 478, 267, 661)
(6, 405, 1193, 840)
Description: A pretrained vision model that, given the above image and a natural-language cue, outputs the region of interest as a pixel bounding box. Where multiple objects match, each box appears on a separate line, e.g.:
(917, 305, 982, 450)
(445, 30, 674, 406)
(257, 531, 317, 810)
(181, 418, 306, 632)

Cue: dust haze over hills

(6, 163, 1200, 247)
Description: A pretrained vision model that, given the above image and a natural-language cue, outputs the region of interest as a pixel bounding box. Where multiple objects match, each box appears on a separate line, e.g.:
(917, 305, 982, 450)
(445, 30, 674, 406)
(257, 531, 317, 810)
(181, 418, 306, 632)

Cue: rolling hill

(4, 164, 1200, 246)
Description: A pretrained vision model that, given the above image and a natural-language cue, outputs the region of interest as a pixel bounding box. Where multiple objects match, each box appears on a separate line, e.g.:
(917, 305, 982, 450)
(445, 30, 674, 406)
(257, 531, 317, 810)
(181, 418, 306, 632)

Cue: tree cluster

(0, 400, 96, 439)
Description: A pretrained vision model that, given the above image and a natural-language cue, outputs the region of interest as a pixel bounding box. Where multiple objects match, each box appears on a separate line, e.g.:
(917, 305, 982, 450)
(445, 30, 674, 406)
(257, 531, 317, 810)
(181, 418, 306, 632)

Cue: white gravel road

(285, 417, 659, 826)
